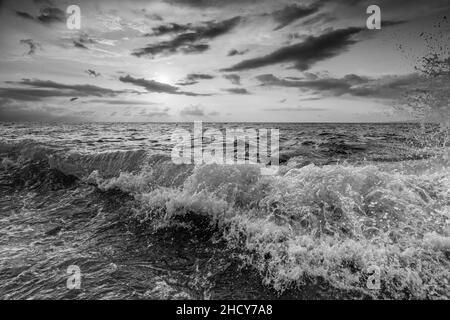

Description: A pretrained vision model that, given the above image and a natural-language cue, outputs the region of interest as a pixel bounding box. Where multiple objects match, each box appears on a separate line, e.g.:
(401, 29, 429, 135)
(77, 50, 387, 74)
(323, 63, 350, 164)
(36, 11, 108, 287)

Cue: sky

(0, 0, 449, 122)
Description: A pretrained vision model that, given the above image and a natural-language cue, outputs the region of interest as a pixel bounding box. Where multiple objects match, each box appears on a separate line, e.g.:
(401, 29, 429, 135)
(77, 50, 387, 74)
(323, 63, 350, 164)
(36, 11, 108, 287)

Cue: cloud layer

(222, 27, 362, 72)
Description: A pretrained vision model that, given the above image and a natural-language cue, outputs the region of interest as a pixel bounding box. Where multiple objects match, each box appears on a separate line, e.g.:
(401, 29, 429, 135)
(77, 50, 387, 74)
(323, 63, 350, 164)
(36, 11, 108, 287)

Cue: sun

(154, 73, 171, 84)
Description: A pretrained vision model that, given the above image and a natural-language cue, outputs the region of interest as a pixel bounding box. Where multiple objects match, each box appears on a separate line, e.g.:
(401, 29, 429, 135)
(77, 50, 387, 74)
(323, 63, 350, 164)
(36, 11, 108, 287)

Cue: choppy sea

(0, 122, 449, 299)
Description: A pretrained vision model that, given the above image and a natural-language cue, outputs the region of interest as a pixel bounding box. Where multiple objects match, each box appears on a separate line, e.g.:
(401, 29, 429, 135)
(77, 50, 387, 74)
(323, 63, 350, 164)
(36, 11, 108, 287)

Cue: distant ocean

(0, 122, 449, 299)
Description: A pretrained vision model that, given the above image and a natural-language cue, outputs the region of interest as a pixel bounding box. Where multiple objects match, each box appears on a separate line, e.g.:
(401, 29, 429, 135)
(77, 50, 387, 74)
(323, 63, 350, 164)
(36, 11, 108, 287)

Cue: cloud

(1, 78, 126, 101)
(223, 74, 241, 85)
(119, 74, 210, 96)
(147, 23, 192, 36)
(270, 4, 320, 30)
(177, 73, 215, 85)
(72, 33, 96, 50)
(222, 27, 362, 72)
(262, 106, 325, 112)
(15, 6, 65, 25)
(37, 6, 65, 24)
(0, 88, 73, 101)
(256, 72, 428, 100)
(73, 110, 96, 117)
(132, 16, 241, 57)
(222, 88, 250, 94)
(0, 100, 83, 122)
(180, 105, 205, 117)
(74, 41, 88, 49)
(165, 0, 256, 8)
(87, 99, 160, 106)
(15, 11, 35, 20)
(139, 107, 170, 118)
(227, 48, 249, 56)
(119, 75, 179, 93)
(20, 39, 41, 55)
(300, 12, 336, 27)
(86, 69, 101, 77)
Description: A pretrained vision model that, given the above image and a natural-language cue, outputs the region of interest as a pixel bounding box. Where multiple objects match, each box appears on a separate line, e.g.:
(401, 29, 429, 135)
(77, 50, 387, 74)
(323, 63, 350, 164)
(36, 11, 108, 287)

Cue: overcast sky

(0, 0, 449, 122)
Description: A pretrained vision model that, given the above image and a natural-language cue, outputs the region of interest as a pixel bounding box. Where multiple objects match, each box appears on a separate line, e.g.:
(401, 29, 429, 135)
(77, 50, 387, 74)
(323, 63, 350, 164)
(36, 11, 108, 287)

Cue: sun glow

(154, 73, 171, 84)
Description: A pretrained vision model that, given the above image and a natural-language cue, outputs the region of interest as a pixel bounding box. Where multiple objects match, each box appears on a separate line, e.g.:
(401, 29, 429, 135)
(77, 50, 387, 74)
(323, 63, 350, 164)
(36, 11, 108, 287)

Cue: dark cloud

(132, 16, 241, 57)
(187, 73, 215, 80)
(119, 74, 210, 96)
(256, 72, 427, 100)
(382, 20, 407, 28)
(37, 6, 65, 24)
(222, 88, 250, 94)
(1, 78, 126, 101)
(319, 0, 450, 14)
(73, 33, 96, 50)
(119, 75, 179, 93)
(147, 23, 192, 36)
(223, 74, 241, 85)
(15, 6, 65, 25)
(86, 69, 101, 77)
(300, 12, 336, 27)
(256, 73, 366, 95)
(0, 88, 77, 101)
(88, 99, 159, 106)
(177, 73, 215, 85)
(15, 11, 35, 20)
(270, 4, 321, 30)
(222, 27, 362, 72)
(166, 0, 257, 7)
(20, 39, 41, 55)
(0, 100, 83, 122)
(227, 48, 249, 56)
(180, 105, 205, 117)
(74, 41, 88, 49)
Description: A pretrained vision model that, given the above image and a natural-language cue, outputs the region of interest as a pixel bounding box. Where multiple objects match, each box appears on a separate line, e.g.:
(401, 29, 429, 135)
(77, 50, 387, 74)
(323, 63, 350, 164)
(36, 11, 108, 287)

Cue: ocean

(0, 122, 449, 299)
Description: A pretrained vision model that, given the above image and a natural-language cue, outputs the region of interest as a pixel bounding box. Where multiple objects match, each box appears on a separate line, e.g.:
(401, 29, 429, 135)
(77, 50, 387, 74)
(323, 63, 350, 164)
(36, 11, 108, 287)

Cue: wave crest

(125, 161, 450, 298)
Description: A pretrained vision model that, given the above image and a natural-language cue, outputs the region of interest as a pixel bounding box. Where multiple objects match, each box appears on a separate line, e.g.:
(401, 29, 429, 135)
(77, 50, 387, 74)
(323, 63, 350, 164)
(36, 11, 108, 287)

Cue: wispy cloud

(119, 74, 210, 96)
(1, 78, 127, 101)
(256, 72, 429, 100)
(15, 5, 65, 25)
(86, 69, 101, 77)
(146, 22, 192, 36)
(20, 39, 41, 55)
(222, 88, 249, 94)
(177, 73, 215, 86)
(269, 3, 320, 30)
(180, 105, 205, 116)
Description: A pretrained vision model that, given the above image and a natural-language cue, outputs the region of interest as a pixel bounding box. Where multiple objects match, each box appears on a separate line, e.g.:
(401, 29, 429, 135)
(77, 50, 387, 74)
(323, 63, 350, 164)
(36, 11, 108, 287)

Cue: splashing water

(1, 122, 449, 299)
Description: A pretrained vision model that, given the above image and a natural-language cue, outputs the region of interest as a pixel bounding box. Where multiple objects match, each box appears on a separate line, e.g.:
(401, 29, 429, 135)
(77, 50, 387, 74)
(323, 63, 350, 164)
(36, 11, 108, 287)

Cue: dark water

(0, 122, 449, 299)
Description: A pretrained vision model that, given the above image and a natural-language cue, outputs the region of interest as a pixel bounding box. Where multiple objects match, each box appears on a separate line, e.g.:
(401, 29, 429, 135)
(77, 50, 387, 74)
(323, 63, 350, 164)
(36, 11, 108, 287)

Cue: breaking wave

(1, 140, 450, 299)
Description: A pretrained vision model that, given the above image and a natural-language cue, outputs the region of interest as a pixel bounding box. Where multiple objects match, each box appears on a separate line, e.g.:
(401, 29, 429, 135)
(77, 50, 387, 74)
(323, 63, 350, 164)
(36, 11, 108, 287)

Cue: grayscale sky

(0, 0, 449, 122)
